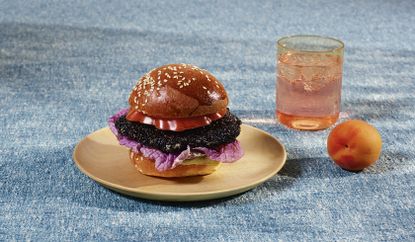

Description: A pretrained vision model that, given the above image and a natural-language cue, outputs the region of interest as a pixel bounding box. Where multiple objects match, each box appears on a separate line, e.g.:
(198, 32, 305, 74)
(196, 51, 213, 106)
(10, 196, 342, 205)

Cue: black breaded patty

(115, 110, 241, 153)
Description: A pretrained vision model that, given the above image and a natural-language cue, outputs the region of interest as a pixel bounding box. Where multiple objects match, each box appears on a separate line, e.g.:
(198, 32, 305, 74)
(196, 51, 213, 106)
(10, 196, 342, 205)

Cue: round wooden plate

(73, 124, 286, 202)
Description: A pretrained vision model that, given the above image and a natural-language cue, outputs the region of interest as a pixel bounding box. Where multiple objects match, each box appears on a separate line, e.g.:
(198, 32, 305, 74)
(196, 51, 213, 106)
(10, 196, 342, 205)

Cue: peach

(327, 120, 382, 171)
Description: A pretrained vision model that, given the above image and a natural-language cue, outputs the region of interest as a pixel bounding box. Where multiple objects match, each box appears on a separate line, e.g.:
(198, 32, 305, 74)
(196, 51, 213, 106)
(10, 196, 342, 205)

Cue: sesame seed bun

(129, 150, 220, 178)
(128, 64, 228, 119)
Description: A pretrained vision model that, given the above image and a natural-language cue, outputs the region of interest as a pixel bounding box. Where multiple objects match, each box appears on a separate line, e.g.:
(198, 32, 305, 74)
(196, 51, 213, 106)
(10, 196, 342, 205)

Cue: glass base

(277, 111, 339, 131)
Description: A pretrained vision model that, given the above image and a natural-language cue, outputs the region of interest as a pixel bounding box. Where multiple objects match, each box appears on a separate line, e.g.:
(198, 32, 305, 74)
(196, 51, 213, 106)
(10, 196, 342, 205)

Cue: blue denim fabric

(1, 0, 414, 241)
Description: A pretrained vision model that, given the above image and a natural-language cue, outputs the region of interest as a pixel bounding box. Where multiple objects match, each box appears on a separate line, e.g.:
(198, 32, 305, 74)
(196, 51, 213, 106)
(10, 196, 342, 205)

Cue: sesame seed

(182, 77, 185, 80)
(202, 86, 207, 90)
(164, 79, 168, 82)
(135, 105, 138, 109)
(216, 84, 219, 88)
(192, 77, 196, 80)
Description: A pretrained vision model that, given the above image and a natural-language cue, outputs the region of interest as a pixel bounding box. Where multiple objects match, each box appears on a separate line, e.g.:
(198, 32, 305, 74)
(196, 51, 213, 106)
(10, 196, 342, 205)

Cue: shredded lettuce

(108, 108, 244, 171)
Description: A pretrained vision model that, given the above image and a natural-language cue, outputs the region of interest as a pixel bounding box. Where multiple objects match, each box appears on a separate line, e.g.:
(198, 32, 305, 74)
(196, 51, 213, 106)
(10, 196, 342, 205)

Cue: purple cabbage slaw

(108, 108, 244, 171)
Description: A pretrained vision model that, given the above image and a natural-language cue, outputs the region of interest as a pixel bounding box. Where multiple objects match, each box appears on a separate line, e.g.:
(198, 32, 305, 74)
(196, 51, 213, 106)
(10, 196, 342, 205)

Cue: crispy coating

(115, 110, 241, 153)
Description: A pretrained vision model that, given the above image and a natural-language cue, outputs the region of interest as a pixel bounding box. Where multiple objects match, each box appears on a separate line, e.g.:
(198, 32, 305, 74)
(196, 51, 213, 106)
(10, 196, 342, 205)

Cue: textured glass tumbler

(276, 35, 344, 130)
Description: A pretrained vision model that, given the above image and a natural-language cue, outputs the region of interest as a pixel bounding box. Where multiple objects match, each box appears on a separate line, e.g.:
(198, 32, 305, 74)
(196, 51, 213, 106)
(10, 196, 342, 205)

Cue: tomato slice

(126, 108, 227, 131)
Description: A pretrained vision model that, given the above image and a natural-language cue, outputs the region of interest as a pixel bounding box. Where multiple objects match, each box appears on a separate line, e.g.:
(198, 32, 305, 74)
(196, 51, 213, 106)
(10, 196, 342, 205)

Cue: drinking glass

(276, 35, 344, 130)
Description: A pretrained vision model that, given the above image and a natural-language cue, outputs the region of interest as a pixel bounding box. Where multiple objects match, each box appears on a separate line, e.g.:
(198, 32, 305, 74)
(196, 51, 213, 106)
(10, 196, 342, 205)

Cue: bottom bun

(129, 150, 220, 178)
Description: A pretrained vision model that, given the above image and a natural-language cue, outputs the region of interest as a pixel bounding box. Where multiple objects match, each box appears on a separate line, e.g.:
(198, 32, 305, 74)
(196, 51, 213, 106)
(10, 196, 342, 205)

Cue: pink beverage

(276, 35, 344, 130)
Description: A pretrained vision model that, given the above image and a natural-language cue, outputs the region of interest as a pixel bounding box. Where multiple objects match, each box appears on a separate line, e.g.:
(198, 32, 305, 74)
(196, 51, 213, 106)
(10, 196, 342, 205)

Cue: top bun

(128, 64, 228, 118)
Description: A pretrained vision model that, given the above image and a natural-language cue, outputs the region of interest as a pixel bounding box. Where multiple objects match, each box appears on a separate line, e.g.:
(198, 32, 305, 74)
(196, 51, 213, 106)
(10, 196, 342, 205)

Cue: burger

(108, 63, 244, 177)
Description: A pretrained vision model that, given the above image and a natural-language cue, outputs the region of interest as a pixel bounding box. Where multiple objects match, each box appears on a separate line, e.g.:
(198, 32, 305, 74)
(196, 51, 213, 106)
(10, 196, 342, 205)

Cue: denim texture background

(1, 0, 414, 241)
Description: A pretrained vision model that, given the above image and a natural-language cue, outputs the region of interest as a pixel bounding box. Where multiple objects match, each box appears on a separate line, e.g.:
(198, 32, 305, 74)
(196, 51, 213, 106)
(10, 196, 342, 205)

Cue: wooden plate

(73, 124, 286, 201)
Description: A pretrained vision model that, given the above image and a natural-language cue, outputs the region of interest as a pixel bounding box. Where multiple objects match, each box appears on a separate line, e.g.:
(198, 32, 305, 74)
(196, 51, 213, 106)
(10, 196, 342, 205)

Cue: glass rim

(277, 35, 344, 53)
